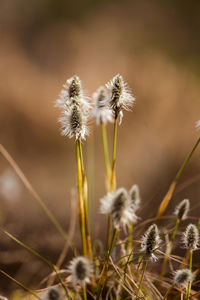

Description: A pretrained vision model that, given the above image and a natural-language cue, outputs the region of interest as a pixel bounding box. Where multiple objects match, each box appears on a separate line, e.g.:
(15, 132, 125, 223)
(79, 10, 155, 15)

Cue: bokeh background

(1, 0, 200, 297)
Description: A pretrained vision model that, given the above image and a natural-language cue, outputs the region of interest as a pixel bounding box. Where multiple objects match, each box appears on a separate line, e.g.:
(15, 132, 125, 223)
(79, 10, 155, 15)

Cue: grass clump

(1, 74, 200, 299)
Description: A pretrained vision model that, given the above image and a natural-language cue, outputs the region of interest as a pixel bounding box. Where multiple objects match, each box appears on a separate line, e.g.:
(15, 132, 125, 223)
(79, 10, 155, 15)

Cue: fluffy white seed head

(68, 256, 93, 286)
(195, 120, 200, 130)
(44, 287, 62, 300)
(56, 75, 91, 111)
(59, 104, 88, 140)
(56, 75, 91, 141)
(100, 187, 138, 230)
(129, 184, 141, 212)
(92, 86, 113, 124)
(174, 199, 190, 220)
(174, 269, 193, 288)
(183, 224, 199, 250)
(106, 74, 135, 123)
(140, 224, 161, 261)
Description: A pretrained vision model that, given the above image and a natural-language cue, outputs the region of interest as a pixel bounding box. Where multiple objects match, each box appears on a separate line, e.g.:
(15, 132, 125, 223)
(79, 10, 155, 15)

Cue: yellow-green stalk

(76, 141, 87, 257)
(156, 137, 200, 222)
(77, 139, 93, 260)
(135, 259, 148, 299)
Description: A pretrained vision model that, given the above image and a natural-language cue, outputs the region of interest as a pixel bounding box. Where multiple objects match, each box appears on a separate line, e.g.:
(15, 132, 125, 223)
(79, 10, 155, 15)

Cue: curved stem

(156, 137, 200, 222)
(162, 284, 175, 300)
(136, 260, 148, 299)
(1, 229, 68, 296)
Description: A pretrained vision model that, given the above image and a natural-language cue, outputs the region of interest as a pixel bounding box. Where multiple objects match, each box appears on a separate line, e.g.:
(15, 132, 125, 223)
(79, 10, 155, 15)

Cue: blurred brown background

(0, 0, 200, 296)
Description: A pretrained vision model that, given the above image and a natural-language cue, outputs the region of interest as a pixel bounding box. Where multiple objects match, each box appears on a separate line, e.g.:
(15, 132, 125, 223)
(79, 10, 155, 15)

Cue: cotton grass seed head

(92, 86, 113, 125)
(68, 256, 93, 286)
(140, 224, 161, 261)
(45, 287, 62, 300)
(174, 269, 193, 288)
(129, 184, 141, 212)
(59, 104, 88, 140)
(100, 187, 138, 230)
(56, 75, 90, 141)
(183, 224, 199, 250)
(174, 199, 190, 220)
(106, 74, 135, 122)
(56, 75, 90, 111)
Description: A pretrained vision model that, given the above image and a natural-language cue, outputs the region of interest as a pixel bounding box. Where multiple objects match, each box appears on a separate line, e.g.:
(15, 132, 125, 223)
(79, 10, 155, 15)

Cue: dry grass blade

(47, 192, 77, 287)
(156, 181, 177, 223)
(0, 144, 74, 253)
(156, 136, 200, 222)
(0, 269, 41, 299)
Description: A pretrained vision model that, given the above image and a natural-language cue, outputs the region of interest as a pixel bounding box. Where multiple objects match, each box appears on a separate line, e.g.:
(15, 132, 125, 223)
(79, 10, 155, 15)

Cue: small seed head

(106, 74, 135, 122)
(68, 256, 93, 286)
(45, 287, 62, 300)
(183, 224, 199, 250)
(100, 187, 138, 230)
(140, 224, 161, 261)
(129, 184, 141, 212)
(92, 86, 113, 124)
(174, 199, 190, 220)
(174, 269, 193, 288)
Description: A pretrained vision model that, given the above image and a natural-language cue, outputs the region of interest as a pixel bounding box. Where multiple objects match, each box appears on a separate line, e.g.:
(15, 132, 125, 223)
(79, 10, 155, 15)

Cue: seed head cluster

(56, 75, 90, 141)
(100, 187, 138, 230)
(68, 256, 93, 286)
(174, 269, 193, 288)
(174, 199, 190, 220)
(140, 224, 161, 260)
(183, 224, 199, 250)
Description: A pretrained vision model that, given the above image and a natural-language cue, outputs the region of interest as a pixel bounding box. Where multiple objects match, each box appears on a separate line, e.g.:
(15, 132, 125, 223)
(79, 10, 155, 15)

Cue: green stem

(77, 139, 93, 260)
(156, 137, 200, 222)
(127, 222, 133, 255)
(161, 218, 180, 277)
(136, 260, 148, 299)
(76, 141, 87, 256)
(110, 119, 118, 191)
(0, 269, 41, 299)
(83, 285, 87, 300)
(101, 123, 111, 187)
(162, 284, 175, 300)
(96, 228, 118, 299)
(186, 250, 193, 300)
(106, 215, 112, 254)
(175, 137, 200, 181)
(105, 119, 118, 255)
